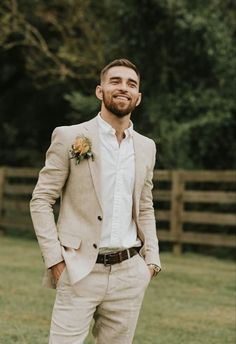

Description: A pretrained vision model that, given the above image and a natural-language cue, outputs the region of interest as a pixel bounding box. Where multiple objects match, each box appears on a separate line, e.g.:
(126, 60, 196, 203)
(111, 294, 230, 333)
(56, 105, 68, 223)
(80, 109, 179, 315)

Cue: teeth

(116, 96, 129, 100)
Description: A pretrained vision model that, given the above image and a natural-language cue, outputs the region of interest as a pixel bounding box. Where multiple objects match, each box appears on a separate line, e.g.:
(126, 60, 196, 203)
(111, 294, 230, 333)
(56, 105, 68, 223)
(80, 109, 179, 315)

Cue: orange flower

(73, 137, 90, 155)
(70, 135, 94, 165)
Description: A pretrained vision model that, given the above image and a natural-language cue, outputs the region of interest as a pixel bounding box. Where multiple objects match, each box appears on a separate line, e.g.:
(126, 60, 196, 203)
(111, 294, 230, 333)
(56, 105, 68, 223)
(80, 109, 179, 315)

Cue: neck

(100, 109, 131, 144)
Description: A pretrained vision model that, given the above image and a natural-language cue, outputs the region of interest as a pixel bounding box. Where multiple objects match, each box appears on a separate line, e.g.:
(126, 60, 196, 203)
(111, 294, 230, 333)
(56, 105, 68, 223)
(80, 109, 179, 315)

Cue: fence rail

(0, 167, 235, 253)
(152, 169, 236, 253)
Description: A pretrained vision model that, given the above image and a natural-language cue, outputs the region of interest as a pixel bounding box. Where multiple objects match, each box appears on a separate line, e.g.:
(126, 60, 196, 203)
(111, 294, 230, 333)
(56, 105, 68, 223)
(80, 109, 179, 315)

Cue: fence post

(170, 170, 184, 254)
(0, 167, 6, 233)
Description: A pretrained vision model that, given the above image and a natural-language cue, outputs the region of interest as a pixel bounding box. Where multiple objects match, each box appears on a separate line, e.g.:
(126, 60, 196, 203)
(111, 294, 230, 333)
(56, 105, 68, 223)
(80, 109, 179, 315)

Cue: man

(30, 58, 161, 344)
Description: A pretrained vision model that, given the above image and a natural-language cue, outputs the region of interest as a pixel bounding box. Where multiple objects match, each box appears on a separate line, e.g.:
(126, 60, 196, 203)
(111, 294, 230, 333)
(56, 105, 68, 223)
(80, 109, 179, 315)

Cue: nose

(118, 81, 128, 92)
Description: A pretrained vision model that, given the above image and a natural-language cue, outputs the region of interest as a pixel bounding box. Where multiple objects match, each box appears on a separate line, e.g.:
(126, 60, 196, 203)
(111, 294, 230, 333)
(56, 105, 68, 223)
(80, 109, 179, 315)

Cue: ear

(135, 93, 142, 107)
(95, 85, 103, 100)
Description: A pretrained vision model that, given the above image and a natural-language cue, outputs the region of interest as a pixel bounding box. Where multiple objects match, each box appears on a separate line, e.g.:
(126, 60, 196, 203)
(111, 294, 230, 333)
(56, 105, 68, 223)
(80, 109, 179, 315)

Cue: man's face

(97, 66, 141, 118)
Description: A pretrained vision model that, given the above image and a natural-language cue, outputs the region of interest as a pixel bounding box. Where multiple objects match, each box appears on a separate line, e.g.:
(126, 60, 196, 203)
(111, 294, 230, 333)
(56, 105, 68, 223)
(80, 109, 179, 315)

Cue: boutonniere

(70, 135, 94, 165)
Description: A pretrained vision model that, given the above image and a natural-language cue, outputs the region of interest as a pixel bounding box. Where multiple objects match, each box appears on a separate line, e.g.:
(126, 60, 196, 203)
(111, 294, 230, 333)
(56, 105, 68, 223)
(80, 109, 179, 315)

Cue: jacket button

(97, 216, 102, 221)
(93, 243, 97, 249)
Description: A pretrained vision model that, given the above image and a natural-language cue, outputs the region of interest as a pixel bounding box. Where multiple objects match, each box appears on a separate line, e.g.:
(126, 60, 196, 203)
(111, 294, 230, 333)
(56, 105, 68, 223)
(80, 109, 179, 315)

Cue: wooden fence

(153, 170, 236, 253)
(0, 167, 235, 253)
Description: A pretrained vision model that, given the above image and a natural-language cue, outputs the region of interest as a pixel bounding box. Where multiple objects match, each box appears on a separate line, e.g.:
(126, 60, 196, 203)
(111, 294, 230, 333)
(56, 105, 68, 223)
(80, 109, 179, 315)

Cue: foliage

(0, 0, 235, 169)
(64, 92, 99, 123)
(146, 88, 236, 169)
(0, 0, 108, 165)
(107, 0, 236, 169)
(0, 0, 109, 86)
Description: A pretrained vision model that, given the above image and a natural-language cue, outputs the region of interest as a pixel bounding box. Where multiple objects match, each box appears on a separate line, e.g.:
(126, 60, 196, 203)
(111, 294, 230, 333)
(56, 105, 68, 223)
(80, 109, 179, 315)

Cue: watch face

(153, 266, 161, 274)
(153, 265, 160, 270)
(148, 264, 161, 275)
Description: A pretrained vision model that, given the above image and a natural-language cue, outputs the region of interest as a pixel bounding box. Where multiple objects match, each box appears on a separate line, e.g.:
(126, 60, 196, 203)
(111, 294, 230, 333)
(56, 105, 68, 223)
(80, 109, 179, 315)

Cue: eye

(129, 82, 137, 88)
(110, 79, 120, 85)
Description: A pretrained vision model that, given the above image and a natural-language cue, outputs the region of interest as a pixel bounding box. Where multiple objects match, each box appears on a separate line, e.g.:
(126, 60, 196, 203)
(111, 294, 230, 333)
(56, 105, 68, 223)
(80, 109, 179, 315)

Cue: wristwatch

(147, 264, 161, 277)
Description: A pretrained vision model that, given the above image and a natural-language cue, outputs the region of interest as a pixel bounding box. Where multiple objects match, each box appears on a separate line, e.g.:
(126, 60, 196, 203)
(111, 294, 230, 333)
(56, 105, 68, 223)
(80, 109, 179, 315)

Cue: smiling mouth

(113, 95, 131, 101)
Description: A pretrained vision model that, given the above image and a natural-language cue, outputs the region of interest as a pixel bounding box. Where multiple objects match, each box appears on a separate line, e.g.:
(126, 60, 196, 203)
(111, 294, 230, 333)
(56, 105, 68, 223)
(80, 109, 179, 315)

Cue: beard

(102, 91, 138, 118)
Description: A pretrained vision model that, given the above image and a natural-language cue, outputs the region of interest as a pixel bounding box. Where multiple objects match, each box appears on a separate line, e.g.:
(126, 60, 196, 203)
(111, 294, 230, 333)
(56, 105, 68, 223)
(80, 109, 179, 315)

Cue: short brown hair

(100, 58, 140, 81)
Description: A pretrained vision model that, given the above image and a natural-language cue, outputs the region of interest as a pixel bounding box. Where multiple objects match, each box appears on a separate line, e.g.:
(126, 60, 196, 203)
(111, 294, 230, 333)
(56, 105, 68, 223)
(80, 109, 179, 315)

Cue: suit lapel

(84, 118, 103, 211)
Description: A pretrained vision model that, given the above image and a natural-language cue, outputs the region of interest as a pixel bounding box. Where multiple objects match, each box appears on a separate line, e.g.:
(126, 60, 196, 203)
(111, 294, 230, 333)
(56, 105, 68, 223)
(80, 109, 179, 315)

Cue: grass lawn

(0, 235, 235, 344)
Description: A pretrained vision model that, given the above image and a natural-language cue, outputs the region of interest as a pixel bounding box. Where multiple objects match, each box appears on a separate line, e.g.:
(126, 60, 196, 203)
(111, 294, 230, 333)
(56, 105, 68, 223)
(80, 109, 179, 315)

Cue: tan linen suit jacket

(30, 116, 161, 289)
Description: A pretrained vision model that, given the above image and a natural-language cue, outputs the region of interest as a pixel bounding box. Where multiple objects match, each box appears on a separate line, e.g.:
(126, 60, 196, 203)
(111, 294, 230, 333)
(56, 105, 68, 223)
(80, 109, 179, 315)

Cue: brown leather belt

(96, 247, 140, 266)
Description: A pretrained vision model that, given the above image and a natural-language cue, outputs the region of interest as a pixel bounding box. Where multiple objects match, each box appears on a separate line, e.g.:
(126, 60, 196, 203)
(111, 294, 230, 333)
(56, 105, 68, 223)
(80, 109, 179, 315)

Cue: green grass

(0, 235, 235, 344)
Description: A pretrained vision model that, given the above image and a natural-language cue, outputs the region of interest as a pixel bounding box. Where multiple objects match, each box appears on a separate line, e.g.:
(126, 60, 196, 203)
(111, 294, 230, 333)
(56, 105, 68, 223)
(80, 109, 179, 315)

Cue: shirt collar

(97, 113, 133, 138)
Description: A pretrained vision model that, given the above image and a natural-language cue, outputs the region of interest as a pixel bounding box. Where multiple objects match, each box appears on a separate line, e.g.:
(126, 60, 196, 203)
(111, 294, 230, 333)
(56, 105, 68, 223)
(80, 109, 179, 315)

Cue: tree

(106, 0, 236, 169)
(0, 0, 111, 165)
(0, 0, 235, 169)
(0, 0, 109, 87)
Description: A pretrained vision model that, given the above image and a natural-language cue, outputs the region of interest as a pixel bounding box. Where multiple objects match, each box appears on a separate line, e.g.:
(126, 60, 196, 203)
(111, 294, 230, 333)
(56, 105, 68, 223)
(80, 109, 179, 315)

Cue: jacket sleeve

(30, 127, 70, 268)
(138, 141, 161, 267)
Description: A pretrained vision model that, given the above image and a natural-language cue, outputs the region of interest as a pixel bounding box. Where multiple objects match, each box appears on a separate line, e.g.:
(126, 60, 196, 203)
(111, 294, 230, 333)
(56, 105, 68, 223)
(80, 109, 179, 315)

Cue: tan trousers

(49, 253, 151, 344)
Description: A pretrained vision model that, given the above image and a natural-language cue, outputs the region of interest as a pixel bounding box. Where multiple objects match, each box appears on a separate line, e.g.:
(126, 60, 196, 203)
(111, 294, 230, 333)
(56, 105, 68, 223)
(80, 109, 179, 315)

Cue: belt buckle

(103, 253, 111, 266)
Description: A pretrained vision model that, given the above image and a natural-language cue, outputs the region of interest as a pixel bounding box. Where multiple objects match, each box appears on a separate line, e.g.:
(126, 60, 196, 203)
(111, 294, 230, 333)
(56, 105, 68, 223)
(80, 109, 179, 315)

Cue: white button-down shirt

(97, 114, 141, 251)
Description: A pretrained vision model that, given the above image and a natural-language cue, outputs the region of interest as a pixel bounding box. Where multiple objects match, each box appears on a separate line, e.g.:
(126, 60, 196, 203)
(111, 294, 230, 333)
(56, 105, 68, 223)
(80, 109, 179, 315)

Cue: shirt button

(93, 243, 97, 249)
(97, 216, 102, 221)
